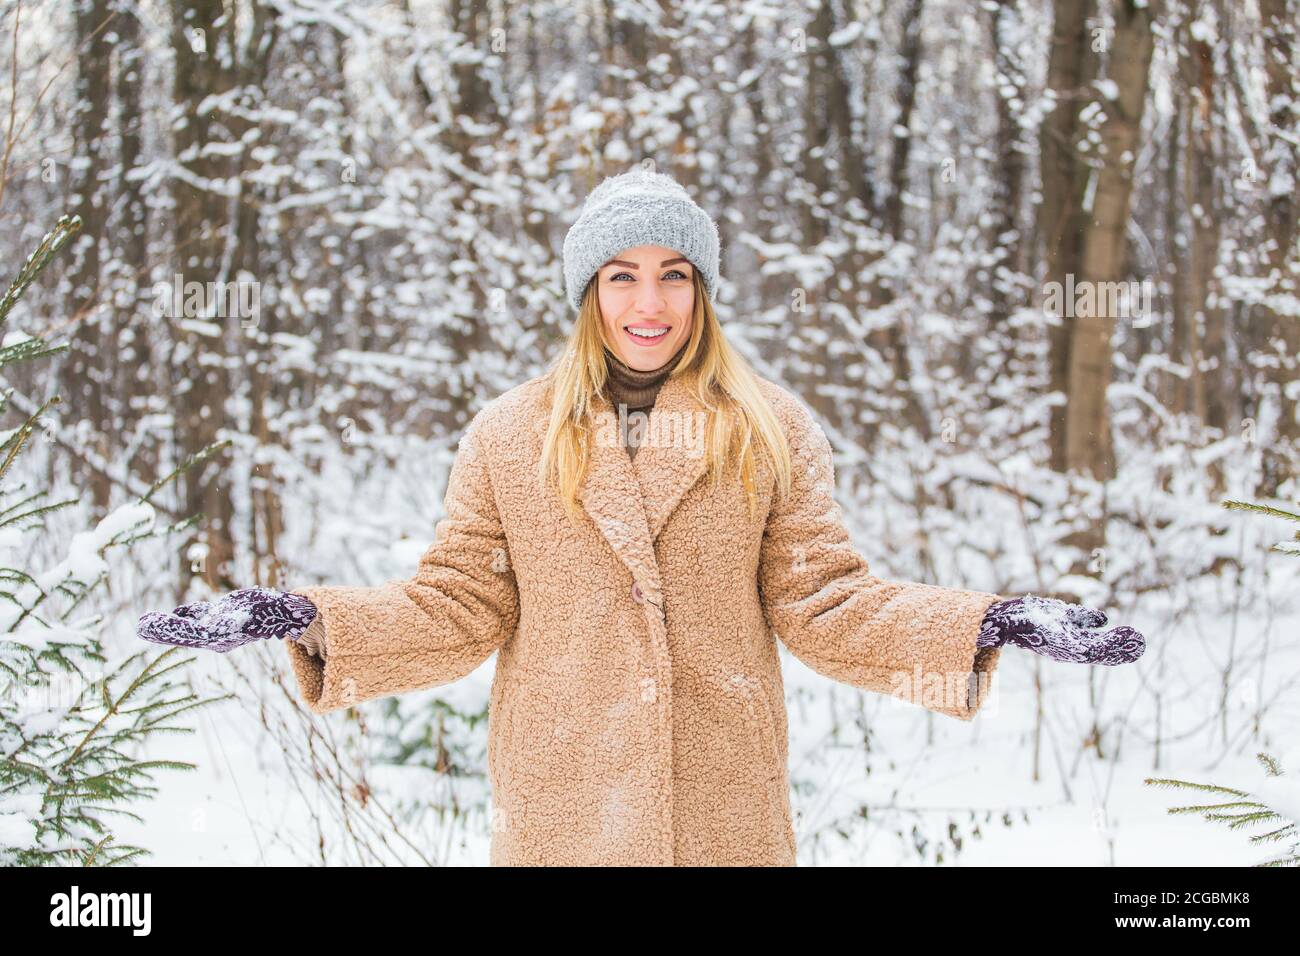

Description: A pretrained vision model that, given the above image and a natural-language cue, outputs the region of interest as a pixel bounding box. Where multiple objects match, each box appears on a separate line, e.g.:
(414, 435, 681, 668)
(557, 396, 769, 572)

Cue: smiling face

(596, 245, 696, 371)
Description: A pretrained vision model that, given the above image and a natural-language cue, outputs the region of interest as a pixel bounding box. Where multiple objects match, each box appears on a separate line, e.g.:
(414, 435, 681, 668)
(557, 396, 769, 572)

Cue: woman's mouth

(623, 323, 671, 346)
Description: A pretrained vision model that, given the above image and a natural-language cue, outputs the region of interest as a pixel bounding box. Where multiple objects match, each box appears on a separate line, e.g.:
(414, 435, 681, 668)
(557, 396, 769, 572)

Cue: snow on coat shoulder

(284, 370, 1006, 866)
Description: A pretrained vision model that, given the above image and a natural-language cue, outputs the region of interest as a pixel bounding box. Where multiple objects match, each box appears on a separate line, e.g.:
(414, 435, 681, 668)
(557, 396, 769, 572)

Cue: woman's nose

(635, 281, 666, 313)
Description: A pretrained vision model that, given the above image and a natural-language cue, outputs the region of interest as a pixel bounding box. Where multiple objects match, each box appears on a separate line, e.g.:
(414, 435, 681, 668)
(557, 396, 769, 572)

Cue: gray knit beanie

(562, 167, 721, 313)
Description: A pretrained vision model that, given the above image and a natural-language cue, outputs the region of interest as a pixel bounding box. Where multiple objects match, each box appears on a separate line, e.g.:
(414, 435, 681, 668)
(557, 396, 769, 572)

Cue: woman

(139, 167, 1146, 866)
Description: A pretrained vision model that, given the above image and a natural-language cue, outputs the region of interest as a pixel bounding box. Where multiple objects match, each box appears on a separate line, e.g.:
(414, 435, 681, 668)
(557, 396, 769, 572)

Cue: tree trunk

(114, 0, 153, 479)
(63, 0, 113, 512)
(169, 0, 240, 594)
(1254, 0, 1299, 495)
(1038, 0, 1098, 474)
(1066, 0, 1154, 481)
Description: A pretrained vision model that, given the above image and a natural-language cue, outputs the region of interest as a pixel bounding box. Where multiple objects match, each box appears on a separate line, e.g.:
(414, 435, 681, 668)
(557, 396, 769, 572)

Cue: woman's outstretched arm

(284, 417, 520, 715)
(757, 400, 1004, 722)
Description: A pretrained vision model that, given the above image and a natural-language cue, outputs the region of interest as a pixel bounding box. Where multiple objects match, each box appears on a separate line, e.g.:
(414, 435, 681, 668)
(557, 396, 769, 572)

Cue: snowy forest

(0, 0, 1297, 866)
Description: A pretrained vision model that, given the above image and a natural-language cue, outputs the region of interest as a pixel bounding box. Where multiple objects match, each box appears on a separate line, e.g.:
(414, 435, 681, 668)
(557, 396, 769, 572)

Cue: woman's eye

(607, 269, 688, 283)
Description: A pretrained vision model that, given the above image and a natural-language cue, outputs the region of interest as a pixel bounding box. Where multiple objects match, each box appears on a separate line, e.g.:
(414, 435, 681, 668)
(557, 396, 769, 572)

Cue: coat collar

(577, 371, 710, 601)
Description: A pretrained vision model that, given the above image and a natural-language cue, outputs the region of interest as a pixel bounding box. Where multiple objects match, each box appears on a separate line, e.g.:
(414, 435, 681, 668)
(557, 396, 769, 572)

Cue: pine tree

(1145, 753, 1299, 868)
(0, 216, 226, 865)
(1141, 497, 1300, 867)
(1221, 499, 1300, 557)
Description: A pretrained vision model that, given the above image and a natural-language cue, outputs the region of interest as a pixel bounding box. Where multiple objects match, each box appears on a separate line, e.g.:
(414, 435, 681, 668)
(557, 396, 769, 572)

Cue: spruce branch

(0, 213, 81, 323)
(1144, 753, 1299, 867)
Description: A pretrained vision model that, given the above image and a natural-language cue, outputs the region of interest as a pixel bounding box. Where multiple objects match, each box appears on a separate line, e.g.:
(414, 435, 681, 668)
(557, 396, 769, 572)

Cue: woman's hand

(977, 595, 1145, 665)
(137, 587, 319, 653)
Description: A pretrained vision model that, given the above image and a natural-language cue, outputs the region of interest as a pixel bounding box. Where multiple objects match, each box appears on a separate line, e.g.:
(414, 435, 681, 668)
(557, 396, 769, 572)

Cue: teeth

(628, 327, 668, 338)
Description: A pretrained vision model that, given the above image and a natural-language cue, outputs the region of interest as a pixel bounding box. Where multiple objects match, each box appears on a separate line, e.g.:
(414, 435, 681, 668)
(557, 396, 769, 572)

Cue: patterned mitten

(137, 587, 318, 653)
(977, 595, 1145, 665)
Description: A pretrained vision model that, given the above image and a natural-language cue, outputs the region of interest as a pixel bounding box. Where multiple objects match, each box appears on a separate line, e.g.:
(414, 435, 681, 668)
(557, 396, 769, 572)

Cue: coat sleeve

(757, 398, 1005, 721)
(283, 418, 520, 715)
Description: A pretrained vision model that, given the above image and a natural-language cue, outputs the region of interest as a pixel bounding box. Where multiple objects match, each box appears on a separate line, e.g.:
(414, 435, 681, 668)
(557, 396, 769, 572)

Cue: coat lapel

(578, 372, 710, 596)
(630, 372, 710, 541)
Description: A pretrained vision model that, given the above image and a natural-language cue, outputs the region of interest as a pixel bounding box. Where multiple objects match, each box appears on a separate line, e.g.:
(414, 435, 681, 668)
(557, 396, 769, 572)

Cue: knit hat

(562, 167, 721, 313)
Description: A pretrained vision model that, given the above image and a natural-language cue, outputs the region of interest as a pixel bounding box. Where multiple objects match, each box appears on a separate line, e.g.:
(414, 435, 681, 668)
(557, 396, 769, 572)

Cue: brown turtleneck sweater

(294, 343, 690, 660)
(602, 342, 687, 461)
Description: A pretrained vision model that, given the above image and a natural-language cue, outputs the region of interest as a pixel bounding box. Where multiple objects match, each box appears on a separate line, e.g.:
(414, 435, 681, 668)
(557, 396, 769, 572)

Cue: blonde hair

(537, 269, 793, 521)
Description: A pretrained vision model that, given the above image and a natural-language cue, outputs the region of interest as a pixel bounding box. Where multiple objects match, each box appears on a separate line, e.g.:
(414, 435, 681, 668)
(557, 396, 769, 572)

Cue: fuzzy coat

(284, 371, 1006, 866)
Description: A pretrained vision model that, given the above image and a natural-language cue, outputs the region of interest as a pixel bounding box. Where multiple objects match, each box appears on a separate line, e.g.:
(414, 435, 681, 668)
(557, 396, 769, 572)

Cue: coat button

(632, 581, 645, 604)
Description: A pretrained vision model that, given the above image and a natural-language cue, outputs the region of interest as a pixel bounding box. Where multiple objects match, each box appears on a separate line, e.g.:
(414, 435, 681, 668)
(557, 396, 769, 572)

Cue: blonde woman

(139, 167, 1145, 866)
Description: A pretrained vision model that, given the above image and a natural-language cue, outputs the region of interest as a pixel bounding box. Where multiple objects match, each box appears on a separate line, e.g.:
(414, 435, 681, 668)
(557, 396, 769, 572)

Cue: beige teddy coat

(284, 371, 1006, 866)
